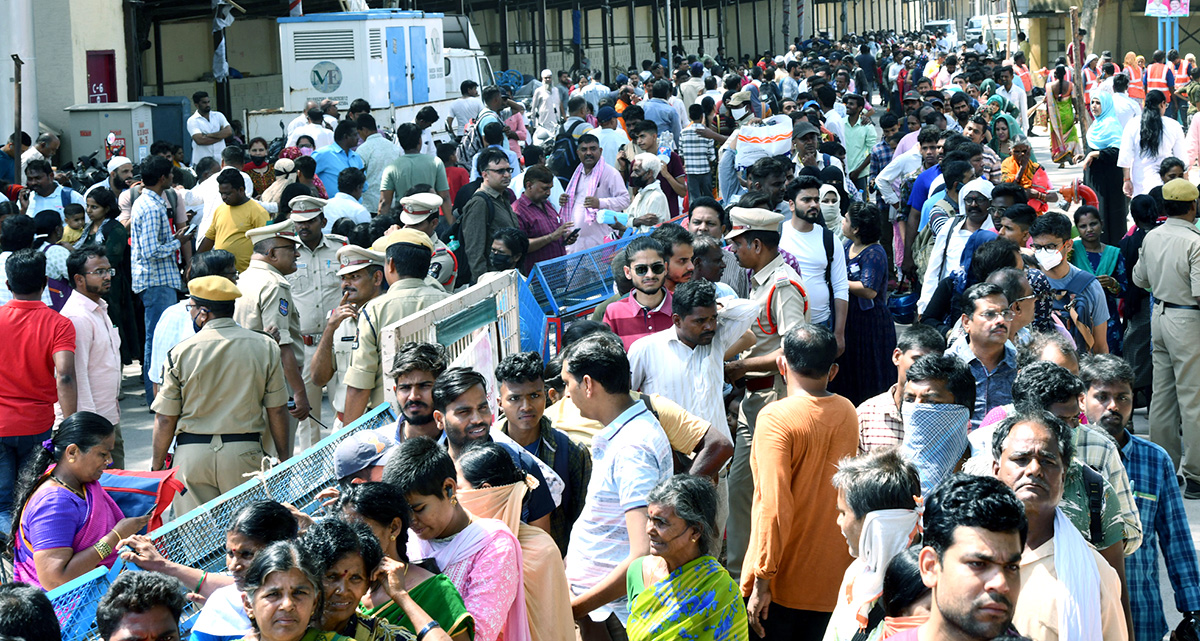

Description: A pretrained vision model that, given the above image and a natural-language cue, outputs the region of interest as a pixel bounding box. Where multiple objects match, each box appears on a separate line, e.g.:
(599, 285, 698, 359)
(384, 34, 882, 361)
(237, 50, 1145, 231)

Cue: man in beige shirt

(286, 195, 346, 449)
(722, 205, 809, 583)
(234, 220, 309, 455)
(151, 276, 289, 514)
(993, 409, 1127, 641)
(309, 245, 385, 428)
(342, 229, 450, 423)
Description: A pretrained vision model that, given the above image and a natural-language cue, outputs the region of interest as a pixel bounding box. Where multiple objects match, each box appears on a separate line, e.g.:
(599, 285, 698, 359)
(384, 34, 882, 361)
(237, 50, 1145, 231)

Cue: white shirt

(321, 192, 371, 233)
(20, 148, 47, 179)
(629, 297, 759, 432)
(779, 220, 850, 324)
(286, 123, 333, 149)
(625, 182, 670, 231)
(510, 168, 565, 205)
(874, 149, 924, 207)
(420, 128, 436, 157)
(1118, 116, 1186, 197)
(823, 109, 847, 143)
(594, 127, 632, 168)
(1112, 93, 1143, 130)
(531, 85, 562, 132)
(286, 113, 309, 136)
(149, 301, 195, 385)
(194, 169, 256, 240)
(450, 97, 485, 137)
(918, 217, 977, 313)
(187, 110, 230, 167)
(30, 185, 85, 222)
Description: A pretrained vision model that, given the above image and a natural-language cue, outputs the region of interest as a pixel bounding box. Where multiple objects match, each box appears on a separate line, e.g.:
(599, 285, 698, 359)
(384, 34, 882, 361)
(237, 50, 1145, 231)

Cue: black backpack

(547, 119, 590, 183)
(456, 109, 500, 167)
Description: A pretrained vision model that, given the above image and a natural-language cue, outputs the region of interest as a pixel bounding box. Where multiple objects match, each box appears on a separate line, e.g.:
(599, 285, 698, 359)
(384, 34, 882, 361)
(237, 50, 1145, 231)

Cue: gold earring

(451, 496, 458, 505)
(69, 458, 75, 463)
(390, 535, 397, 541)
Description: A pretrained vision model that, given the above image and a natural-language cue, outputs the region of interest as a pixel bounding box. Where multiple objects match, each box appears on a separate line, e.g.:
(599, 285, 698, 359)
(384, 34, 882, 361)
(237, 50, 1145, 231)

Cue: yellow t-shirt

(205, 200, 270, 272)
(547, 392, 708, 454)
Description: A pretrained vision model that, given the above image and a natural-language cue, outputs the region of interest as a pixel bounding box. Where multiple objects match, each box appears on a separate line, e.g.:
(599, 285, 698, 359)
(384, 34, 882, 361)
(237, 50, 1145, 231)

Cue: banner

(1147, 0, 1190, 17)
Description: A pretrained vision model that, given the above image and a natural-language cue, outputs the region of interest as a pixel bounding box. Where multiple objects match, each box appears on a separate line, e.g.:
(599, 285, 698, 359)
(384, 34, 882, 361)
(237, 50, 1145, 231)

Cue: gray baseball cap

(333, 429, 397, 481)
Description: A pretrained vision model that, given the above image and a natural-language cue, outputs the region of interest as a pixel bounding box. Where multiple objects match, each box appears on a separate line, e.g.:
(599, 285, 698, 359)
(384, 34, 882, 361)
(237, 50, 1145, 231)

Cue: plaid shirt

(503, 416, 593, 556)
(868, 140, 896, 208)
(129, 189, 182, 293)
(1076, 423, 1143, 554)
(856, 385, 904, 454)
(679, 123, 715, 175)
(1117, 431, 1200, 641)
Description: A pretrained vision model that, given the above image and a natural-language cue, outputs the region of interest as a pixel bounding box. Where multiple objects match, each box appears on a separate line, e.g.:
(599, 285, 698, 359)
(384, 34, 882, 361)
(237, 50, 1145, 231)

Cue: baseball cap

(903, 90, 923, 102)
(792, 121, 820, 139)
(333, 430, 397, 480)
(597, 106, 618, 123)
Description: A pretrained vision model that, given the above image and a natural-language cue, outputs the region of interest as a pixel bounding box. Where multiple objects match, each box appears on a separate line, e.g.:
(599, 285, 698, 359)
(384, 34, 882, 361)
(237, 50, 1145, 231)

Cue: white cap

(106, 156, 132, 174)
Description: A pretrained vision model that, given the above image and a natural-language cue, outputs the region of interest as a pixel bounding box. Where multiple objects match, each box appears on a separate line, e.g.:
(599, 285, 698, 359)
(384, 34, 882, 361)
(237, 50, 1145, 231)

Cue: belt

(175, 432, 260, 446)
(1161, 301, 1200, 310)
(745, 375, 777, 392)
(302, 334, 320, 346)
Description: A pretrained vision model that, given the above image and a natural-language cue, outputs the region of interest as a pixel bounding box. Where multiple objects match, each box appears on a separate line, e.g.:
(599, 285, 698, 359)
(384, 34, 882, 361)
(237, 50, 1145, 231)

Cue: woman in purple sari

(10, 411, 151, 590)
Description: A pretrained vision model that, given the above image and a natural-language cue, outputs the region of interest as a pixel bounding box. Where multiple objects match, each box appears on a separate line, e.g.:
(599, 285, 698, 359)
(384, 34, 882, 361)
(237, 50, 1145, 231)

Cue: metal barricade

(47, 403, 395, 641)
(526, 233, 641, 320)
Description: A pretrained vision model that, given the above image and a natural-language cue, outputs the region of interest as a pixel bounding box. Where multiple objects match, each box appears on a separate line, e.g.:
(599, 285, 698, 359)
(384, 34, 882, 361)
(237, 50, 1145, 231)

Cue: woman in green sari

(340, 483, 475, 641)
(627, 475, 748, 641)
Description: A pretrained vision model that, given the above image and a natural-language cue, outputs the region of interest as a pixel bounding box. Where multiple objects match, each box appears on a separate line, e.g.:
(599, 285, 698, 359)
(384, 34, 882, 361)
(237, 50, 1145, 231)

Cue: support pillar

(630, 0, 638, 67)
(499, 0, 510, 70)
(601, 1, 611, 81)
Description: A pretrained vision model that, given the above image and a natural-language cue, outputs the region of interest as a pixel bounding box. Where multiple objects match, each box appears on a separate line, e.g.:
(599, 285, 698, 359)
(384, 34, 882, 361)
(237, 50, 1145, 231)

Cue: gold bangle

(94, 539, 113, 558)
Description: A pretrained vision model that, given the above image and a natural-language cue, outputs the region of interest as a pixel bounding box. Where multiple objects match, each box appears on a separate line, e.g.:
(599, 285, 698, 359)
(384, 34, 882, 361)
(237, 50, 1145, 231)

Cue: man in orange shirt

(743, 323, 859, 640)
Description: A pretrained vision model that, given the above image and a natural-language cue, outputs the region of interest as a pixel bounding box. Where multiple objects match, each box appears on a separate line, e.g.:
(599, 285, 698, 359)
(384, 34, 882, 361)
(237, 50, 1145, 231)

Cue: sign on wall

(1146, 0, 1190, 18)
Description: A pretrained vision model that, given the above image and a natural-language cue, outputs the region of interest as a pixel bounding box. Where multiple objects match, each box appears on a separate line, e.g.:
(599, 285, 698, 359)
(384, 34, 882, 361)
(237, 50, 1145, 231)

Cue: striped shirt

(629, 297, 759, 432)
(565, 400, 671, 623)
(856, 385, 904, 454)
(678, 123, 715, 175)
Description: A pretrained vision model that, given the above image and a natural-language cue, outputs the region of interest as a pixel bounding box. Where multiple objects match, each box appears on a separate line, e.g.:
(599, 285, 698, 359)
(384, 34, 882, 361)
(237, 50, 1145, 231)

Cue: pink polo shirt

(601, 290, 674, 350)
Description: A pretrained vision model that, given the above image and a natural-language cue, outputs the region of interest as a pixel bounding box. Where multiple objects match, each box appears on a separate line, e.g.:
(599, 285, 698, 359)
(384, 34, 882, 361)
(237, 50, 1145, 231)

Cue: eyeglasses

(1009, 293, 1036, 309)
(85, 268, 117, 277)
(1030, 242, 1061, 252)
(486, 167, 514, 175)
(1056, 413, 1082, 428)
(632, 262, 667, 276)
(975, 309, 1015, 322)
(963, 195, 989, 205)
(184, 304, 207, 314)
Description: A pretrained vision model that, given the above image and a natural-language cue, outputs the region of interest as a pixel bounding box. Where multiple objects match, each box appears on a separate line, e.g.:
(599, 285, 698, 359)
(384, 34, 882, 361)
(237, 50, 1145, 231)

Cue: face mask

(249, 154, 268, 166)
(820, 202, 840, 220)
(489, 252, 514, 271)
(1035, 248, 1063, 271)
(730, 106, 749, 121)
(299, 147, 314, 156)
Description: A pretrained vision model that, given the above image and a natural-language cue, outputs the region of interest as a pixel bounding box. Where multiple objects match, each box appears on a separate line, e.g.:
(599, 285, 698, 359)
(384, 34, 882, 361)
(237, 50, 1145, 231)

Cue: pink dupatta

(563, 163, 612, 253)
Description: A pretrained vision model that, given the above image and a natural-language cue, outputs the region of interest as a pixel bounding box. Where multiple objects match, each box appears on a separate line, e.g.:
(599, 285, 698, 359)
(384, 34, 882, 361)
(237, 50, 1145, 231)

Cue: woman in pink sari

(11, 412, 151, 590)
(390, 437, 530, 641)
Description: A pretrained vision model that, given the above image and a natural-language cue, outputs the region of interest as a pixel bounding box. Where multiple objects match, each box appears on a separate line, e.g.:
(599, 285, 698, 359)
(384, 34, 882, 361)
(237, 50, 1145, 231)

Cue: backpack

(450, 190, 498, 287)
(912, 200, 957, 279)
(1080, 463, 1106, 546)
(1049, 268, 1101, 352)
(456, 108, 500, 168)
(819, 226, 838, 327)
(547, 119, 590, 182)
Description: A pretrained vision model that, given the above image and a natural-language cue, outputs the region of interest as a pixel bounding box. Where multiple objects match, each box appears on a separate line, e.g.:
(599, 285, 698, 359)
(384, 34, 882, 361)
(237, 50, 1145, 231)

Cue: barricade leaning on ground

(46, 402, 397, 641)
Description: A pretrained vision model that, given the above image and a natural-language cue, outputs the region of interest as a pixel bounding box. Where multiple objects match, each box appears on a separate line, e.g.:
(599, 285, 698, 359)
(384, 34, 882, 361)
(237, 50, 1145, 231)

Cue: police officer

(400, 192, 458, 291)
(1131, 178, 1200, 499)
(342, 229, 450, 423)
(286, 195, 347, 449)
(721, 205, 810, 582)
(310, 245, 385, 428)
(150, 276, 289, 514)
(235, 220, 309, 456)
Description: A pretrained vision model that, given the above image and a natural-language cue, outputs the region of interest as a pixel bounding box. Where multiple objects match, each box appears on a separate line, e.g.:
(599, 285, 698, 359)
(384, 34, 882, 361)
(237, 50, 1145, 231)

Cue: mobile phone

(184, 223, 198, 237)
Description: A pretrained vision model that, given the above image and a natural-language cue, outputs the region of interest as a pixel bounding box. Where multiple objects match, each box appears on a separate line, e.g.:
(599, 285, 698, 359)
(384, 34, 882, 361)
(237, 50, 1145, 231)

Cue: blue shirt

(0, 150, 14, 184)
(640, 98, 682, 149)
(310, 144, 363, 198)
(1119, 431, 1200, 641)
(947, 338, 1018, 426)
(129, 189, 182, 293)
(907, 165, 943, 214)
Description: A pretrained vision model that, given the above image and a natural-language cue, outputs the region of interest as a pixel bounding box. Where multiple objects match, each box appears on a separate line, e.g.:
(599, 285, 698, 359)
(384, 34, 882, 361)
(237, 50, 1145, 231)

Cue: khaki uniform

(329, 315, 360, 424)
(234, 259, 303, 453)
(344, 277, 450, 408)
(151, 317, 288, 513)
(287, 234, 346, 449)
(1131, 216, 1200, 483)
(428, 236, 459, 291)
(726, 252, 809, 583)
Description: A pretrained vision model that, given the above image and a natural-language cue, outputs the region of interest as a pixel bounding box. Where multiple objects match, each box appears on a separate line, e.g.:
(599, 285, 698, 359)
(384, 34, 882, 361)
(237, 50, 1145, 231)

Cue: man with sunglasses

(461, 148, 520, 283)
(948, 282, 1019, 427)
(602, 236, 674, 350)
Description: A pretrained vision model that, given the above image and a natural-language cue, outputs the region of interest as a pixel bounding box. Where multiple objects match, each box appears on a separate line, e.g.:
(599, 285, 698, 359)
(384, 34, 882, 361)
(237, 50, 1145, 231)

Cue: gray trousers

(725, 383, 778, 583)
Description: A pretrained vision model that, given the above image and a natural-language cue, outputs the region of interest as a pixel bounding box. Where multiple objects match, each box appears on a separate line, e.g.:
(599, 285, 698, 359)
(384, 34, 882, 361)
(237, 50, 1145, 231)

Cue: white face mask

(1035, 248, 1063, 271)
(820, 202, 841, 219)
(730, 106, 749, 121)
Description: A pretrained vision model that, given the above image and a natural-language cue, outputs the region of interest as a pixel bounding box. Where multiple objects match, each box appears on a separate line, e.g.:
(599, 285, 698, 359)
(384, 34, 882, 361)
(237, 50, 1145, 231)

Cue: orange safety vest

(1015, 64, 1034, 93)
(1146, 62, 1171, 94)
(1127, 64, 1146, 100)
(1083, 66, 1098, 102)
(1176, 60, 1190, 79)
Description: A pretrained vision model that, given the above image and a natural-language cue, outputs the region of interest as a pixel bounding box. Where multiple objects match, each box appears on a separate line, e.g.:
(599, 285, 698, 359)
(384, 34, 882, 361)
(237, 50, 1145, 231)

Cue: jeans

(140, 286, 179, 404)
(0, 430, 52, 533)
(687, 172, 714, 204)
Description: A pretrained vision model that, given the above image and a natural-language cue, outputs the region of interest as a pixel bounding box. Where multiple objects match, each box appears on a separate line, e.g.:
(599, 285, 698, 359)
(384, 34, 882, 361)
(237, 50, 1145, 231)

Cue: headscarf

(818, 183, 847, 244)
(1124, 51, 1137, 70)
(829, 509, 923, 641)
(1026, 267, 1056, 332)
(957, 177, 995, 222)
(1086, 92, 1124, 150)
(986, 95, 1022, 129)
(960, 229, 999, 276)
(901, 403, 972, 496)
(979, 78, 998, 98)
(989, 113, 1021, 156)
(279, 146, 303, 160)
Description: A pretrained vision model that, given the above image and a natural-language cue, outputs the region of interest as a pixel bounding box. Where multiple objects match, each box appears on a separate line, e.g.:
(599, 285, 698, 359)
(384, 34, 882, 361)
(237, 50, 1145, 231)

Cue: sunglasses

(632, 262, 666, 276)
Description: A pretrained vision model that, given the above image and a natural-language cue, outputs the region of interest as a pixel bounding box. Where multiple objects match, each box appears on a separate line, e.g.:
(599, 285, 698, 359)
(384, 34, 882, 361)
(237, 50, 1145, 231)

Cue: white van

(923, 20, 959, 50)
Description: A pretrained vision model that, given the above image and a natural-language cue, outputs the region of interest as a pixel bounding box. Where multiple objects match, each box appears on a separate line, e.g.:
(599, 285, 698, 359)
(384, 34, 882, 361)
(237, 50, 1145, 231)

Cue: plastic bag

(734, 115, 793, 169)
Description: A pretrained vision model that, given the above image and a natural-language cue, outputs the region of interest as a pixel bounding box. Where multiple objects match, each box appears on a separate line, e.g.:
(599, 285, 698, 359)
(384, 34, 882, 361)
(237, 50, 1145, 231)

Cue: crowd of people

(1, 21, 1200, 641)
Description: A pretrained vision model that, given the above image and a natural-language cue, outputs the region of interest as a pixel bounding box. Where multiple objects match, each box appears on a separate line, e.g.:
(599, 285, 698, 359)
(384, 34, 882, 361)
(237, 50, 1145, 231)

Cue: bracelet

(93, 539, 113, 559)
(195, 570, 208, 594)
(416, 621, 441, 641)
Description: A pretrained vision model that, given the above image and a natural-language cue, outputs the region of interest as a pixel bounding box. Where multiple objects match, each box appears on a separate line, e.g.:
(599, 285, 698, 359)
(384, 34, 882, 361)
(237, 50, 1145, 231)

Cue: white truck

(246, 10, 495, 144)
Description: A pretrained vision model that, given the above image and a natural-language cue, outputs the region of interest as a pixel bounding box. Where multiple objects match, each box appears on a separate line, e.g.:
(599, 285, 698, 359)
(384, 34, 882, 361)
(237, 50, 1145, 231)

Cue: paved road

(111, 120, 1200, 633)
